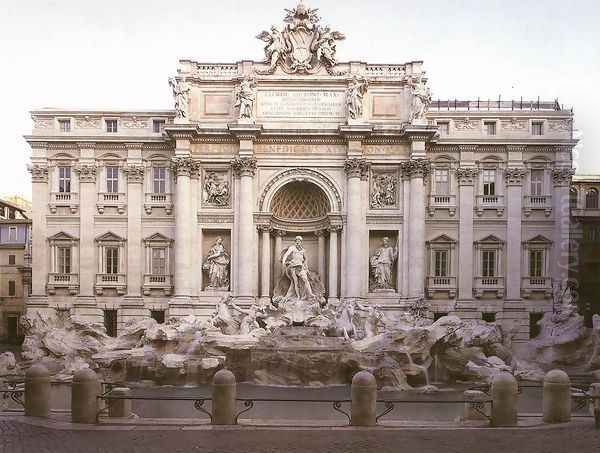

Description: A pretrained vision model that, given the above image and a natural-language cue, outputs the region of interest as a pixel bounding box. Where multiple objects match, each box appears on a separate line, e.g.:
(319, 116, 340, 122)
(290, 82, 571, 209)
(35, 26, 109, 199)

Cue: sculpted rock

(0, 352, 16, 374)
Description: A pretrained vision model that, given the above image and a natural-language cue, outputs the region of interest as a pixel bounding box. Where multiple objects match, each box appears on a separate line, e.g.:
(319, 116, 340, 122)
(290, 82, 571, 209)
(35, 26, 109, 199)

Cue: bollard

(212, 369, 236, 425)
(71, 368, 101, 424)
(589, 383, 600, 429)
(463, 390, 488, 421)
(108, 387, 132, 418)
(542, 369, 571, 423)
(351, 370, 377, 426)
(491, 372, 518, 427)
(25, 364, 51, 417)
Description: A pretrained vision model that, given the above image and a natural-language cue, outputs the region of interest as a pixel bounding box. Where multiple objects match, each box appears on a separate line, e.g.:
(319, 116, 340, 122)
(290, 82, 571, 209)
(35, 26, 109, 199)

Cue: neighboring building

(0, 198, 31, 344)
(23, 3, 577, 341)
(570, 175, 600, 320)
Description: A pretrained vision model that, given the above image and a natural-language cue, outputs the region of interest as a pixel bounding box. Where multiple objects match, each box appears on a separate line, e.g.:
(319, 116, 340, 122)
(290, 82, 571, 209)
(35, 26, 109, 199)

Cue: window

(58, 166, 71, 193)
(530, 169, 544, 196)
(433, 312, 449, 321)
(150, 310, 165, 324)
(586, 188, 599, 209)
(57, 247, 72, 274)
(584, 226, 600, 242)
(529, 312, 544, 339)
(529, 249, 544, 277)
(104, 310, 118, 337)
(438, 122, 449, 136)
(8, 255, 15, 265)
(153, 119, 166, 133)
(106, 119, 118, 133)
(58, 119, 71, 132)
(0, 206, 4, 217)
(151, 247, 167, 275)
(481, 250, 496, 277)
(434, 169, 449, 195)
(8, 209, 15, 219)
(8, 227, 17, 242)
(153, 167, 167, 193)
(106, 166, 119, 193)
(434, 250, 448, 277)
(482, 169, 496, 196)
(570, 188, 578, 209)
(105, 247, 119, 274)
(8, 281, 15, 296)
(532, 121, 544, 136)
(484, 121, 496, 136)
(482, 312, 496, 323)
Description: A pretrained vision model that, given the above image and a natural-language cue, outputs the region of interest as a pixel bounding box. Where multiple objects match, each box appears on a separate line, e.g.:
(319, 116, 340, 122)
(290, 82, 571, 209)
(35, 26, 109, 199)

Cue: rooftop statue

(168, 77, 190, 119)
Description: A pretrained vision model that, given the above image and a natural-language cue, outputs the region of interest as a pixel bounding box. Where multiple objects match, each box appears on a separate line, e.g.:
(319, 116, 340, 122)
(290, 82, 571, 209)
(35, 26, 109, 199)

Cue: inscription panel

(257, 90, 346, 120)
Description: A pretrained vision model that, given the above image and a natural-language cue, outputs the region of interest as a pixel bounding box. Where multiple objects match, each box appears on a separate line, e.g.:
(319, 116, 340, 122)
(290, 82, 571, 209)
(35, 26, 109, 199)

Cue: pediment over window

(143, 233, 173, 244)
(427, 234, 456, 245)
(95, 231, 126, 243)
(475, 234, 504, 244)
(525, 234, 552, 244)
(48, 231, 79, 242)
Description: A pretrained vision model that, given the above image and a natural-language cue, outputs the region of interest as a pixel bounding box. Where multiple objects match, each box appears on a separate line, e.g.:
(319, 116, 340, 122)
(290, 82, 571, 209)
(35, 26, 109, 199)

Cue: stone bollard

(71, 369, 101, 424)
(491, 372, 518, 427)
(212, 369, 237, 425)
(351, 370, 377, 426)
(108, 387, 132, 418)
(25, 364, 51, 417)
(543, 369, 571, 423)
(463, 390, 488, 421)
(590, 383, 600, 429)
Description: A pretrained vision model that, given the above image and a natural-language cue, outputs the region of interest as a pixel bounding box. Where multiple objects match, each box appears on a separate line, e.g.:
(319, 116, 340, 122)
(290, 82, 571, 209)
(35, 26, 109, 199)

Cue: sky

(1, 0, 599, 199)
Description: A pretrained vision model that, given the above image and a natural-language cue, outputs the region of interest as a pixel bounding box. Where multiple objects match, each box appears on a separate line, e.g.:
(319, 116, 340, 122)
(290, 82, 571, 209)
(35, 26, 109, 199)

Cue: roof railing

(432, 97, 569, 112)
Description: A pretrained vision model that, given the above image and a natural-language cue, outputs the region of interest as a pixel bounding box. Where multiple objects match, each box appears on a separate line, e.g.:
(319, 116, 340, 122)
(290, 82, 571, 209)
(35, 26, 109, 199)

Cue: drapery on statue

(203, 237, 230, 290)
(168, 77, 190, 119)
(346, 76, 368, 120)
(409, 75, 432, 122)
(234, 77, 256, 120)
(280, 236, 314, 300)
(370, 237, 398, 290)
(256, 26, 289, 72)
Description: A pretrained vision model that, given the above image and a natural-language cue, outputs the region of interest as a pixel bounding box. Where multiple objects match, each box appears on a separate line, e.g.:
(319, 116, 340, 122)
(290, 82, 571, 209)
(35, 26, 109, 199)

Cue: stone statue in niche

(346, 76, 368, 120)
(369, 237, 398, 291)
(281, 236, 315, 300)
(168, 77, 190, 119)
(409, 75, 431, 123)
(202, 237, 230, 290)
(234, 77, 256, 120)
(371, 173, 397, 208)
(203, 172, 230, 207)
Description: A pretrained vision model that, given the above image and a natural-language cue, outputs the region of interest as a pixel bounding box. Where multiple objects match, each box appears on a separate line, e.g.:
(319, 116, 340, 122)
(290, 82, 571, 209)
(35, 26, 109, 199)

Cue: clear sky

(2, 0, 599, 199)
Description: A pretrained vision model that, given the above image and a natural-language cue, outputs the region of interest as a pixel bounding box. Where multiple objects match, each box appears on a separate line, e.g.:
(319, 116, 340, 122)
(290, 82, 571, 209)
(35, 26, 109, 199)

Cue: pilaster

(455, 167, 478, 307)
(504, 167, 527, 302)
(123, 162, 145, 300)
(552, 166, 575, 287)
(28, 155, 49, 301)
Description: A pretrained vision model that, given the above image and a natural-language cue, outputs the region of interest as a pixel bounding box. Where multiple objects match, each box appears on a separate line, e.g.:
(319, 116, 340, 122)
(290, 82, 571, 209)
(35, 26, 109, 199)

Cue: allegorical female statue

(203, 237, 230, 290)
(369, 237, 398, 290)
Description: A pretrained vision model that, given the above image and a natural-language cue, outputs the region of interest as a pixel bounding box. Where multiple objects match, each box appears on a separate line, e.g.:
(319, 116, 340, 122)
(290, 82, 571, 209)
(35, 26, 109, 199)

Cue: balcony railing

(523, 195, 552, 216)
(428, 194, 457, 216)
(144, 193, 173, 215)
(47, 273, 79, 295)
(475, 195, 505, 216)
(95, 273, 126, 295)
(521, 276, 552, 298)
(97, 192, 126, 214)
(473, 276, 505, 298)
(49, 192, 79, 214)
(143, 274, 173, 296)
(426, 276, 457, 298)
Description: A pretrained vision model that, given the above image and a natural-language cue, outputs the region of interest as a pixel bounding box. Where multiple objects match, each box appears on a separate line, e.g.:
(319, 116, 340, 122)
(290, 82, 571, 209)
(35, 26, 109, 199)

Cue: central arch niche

(271, 181, 330, 221)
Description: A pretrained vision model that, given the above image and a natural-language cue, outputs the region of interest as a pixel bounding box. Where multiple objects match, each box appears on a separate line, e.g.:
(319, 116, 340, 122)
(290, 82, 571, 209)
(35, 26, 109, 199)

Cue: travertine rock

(0, 352, 16, 373)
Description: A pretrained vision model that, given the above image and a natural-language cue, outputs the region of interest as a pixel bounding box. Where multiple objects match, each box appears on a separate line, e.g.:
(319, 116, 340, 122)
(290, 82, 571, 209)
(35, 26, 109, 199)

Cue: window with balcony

(105, 247, 119, 274)
(58, 119, 71, 132)
(47, 232, 79, 295)
(530, 169, 544, 196)
(484, 121, 497, 136)
(474, 235, 504, 298)
(106, 119, 118, 133)
(151, 247, 167, 275)
(426, 234, 456, 298)
(482, 250, 496, 277)
(586, 188, 599, 209)
(529, 249, 544, 277)
(437, 122, 449, 136)
(522, 235, 552, 298)
(58, 166, 71, 193)
(434, 250, 448, 277)
(95, 232, 126, 295)
(153, 119, 166, 133)
(434, 169, 449, 195)
(531, 121, 544, 136)
(106, 166, 119, 193)
(153, 167, 167, 194)
(143, 233, 173, 295)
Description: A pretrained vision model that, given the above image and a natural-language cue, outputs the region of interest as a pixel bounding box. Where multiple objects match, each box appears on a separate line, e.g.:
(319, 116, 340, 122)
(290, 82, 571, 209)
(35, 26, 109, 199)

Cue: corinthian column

(344, 158, 369, 299)
(327, 225, 341, 302)
(456, 167, 478, 303)
(405, 159, 430, 298)
(258, 225, 271, 301)
(552, 165, 575, 286)
(74, 161, 97, 298)
(171, 157, 198, 299)
(28, 161, 49, 298)
(231, 157, 257, 301)
(505, 167, 527, 300)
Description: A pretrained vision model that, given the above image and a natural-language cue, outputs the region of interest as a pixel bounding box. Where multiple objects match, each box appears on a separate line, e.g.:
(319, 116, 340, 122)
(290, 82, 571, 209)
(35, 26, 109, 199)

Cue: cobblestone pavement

(1, 419, 599, 453)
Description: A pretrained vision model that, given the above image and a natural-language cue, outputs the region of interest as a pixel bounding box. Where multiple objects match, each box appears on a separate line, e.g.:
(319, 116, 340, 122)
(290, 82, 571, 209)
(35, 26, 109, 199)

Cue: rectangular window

(530, 313, 544, 339)
(58, 166, 71, 193)
(529, 249, 544, 277)
(8, 255, 15, 265)
(106, 119, 118, 133)
(58, 119, 71, 132)
(434, 250, 448, 277)
(104, 310, 118, 337)
(106, 166, 119, 193)
(0, 206, 4, 217)
(434, 169, 449, 194)
(530, 169, 544, 196)
(153, 167, 167, 194)
(8, 227, 17, 242)
(150, 310, 165, 324)
(8, 280, 16, 296)
(532, 121, 544, 136)
(482, 169, 496, 196)
(151, 247, 167, 275)
(484, 121, 496, 136)
(433, 312, 449, 321)
(57, 247, 72, 274)
(153, 119, 166, 133)
(482, 312, 496, 323)
(481, 250, 496, 277)
(438, 122, 450, 136)
(105, 247, 119, 274)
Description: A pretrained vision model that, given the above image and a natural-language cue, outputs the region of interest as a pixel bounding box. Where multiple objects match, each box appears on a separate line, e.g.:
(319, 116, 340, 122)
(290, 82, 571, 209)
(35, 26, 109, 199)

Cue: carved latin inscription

(257, 90, 345, 119)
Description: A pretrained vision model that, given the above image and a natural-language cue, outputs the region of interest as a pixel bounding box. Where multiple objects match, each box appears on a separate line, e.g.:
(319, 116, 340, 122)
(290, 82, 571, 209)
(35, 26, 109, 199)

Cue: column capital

(344, 158, 370, 179)
(231, 157, 257, 177)
(552, 166, 575, 186)
(123, 165, 145, 184)
(505, 167, 528, 186)
(327, 224, 342, 233)
(171, 156, 199, 177)
(272, 229, 287, 238)
(402, 158, 431, 179)
(74, 164, 97, 183)
(314, 229, 326, 237)
(28, 163, 48, 183)
(256, 224, 272, 233)
(455, 167, 479, 186)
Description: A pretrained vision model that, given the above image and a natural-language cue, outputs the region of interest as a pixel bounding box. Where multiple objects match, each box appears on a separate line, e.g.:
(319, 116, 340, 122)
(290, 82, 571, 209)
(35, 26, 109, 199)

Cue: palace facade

(24, 3, 577, 340)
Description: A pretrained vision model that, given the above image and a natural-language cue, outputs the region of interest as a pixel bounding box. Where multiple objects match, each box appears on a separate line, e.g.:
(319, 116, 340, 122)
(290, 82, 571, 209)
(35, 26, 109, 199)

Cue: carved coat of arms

(256, 2, 345, 74)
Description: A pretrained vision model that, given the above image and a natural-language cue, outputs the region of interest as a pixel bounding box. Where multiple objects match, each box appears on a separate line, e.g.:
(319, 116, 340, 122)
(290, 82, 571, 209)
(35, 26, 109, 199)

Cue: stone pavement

(1, 418, 600, 453)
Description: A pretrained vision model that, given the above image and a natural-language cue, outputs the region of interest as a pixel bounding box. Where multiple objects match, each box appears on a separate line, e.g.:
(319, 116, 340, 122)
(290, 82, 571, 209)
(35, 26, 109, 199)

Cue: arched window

(586, 188, 599, 209)
(569, 187, 578, 209)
